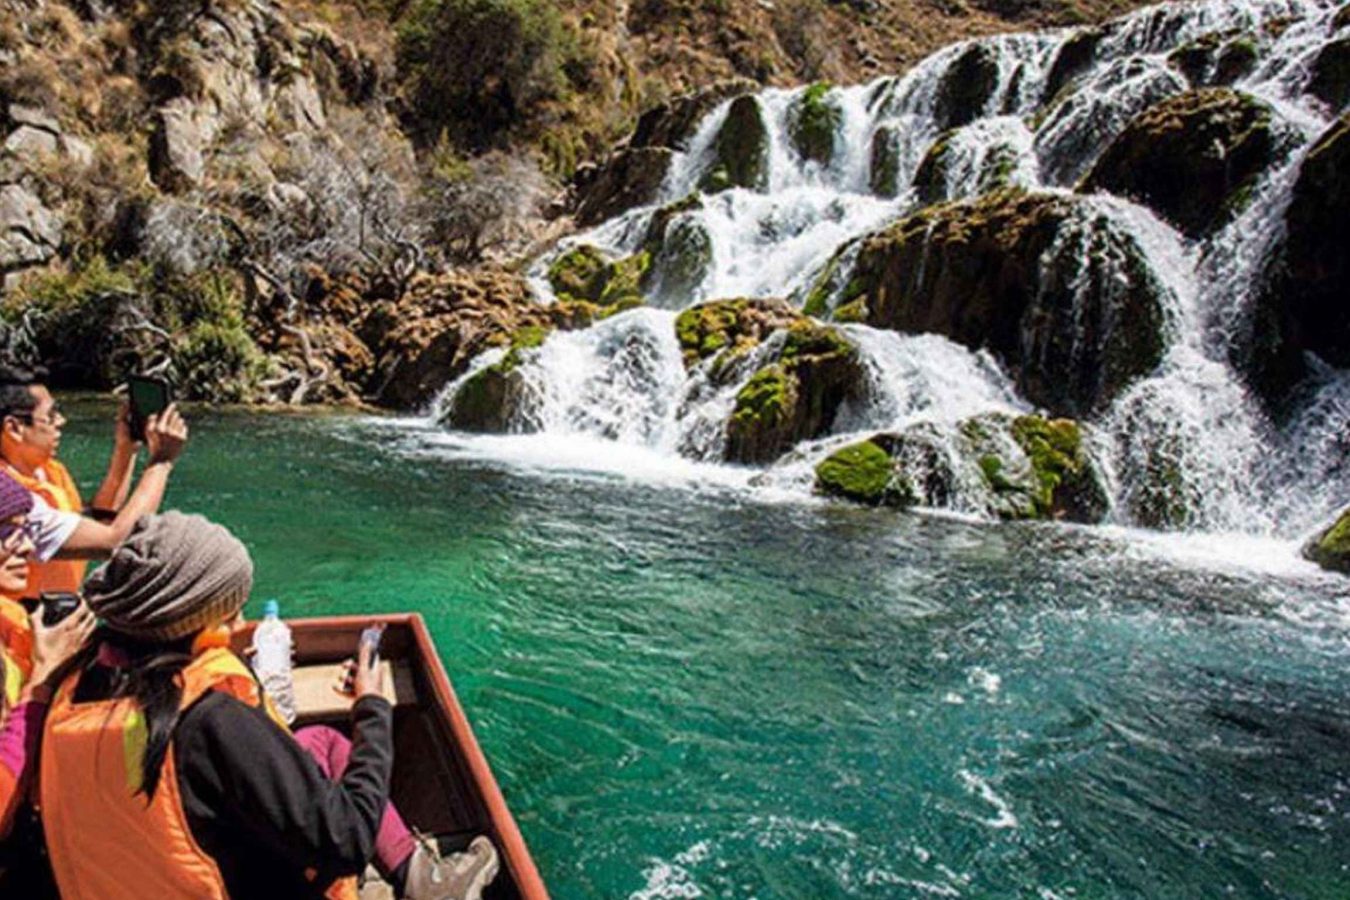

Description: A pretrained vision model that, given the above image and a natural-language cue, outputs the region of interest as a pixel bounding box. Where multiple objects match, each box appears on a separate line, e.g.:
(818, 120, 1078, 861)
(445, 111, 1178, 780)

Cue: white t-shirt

(26, 495, 81, 562)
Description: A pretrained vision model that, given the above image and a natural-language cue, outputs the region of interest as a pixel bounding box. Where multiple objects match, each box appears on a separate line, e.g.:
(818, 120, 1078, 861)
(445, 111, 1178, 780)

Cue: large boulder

(1308, 37, 1350, 111)
(148, 100, 208, 193)
(725, 321, 863, 464)
(850, 189, 1169, 417)
(788, 83, 842, 166)
(699, 96, 769, 192)
(814, 413, 1108, 521)
(0, 184, 62, 274)
(641, 194, 712, 302)
(630, 79, 759, 151)
(573, 147, 674, 226)
(674, 297, 802, 367)
(1167, 30, 1259, 87)
(1304, 507, 1350, 574)
(1081, 89, 1288, 237)
(546, 244, 648, 313)
(441, 325, 547, 433)
(1244, 115, 1350, 403)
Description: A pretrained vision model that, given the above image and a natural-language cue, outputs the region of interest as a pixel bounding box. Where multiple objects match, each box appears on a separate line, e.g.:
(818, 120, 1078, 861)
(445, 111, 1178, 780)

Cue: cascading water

(437, 0, 1348, 545)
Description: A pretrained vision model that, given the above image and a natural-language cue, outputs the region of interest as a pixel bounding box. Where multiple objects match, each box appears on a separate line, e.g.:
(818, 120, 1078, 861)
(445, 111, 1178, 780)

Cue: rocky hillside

(0, 0, 1151, 403)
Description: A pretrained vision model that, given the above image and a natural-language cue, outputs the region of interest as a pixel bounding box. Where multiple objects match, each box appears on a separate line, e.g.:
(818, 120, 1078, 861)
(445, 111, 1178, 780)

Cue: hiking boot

(402, 834, 499, 900)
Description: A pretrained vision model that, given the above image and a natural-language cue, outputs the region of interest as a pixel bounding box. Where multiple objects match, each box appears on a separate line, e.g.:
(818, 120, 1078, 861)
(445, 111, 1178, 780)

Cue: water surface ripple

(60, 405, 1350, 898)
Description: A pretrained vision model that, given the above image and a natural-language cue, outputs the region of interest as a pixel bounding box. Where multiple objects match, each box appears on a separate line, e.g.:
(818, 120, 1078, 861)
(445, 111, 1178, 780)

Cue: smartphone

(341, 624, 386, 695)
(127, 375, 172, 439)
(39, 591, 81, 626)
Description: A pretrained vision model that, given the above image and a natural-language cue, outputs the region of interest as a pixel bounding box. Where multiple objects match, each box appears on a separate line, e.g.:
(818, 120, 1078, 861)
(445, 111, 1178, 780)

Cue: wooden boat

(231, 613, 547, 900)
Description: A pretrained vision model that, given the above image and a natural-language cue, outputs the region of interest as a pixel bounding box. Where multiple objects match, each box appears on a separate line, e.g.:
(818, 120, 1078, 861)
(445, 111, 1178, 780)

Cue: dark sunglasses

(0, 519, 40, 546)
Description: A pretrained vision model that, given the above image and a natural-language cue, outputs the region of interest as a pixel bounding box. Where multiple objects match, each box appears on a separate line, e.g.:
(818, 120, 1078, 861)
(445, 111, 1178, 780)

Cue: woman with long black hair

(38, 511, 497, 900)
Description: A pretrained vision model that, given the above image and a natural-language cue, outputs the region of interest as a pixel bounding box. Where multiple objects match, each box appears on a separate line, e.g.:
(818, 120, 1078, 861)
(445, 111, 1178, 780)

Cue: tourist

(39, 512, 498, 900)
(0, 472, 95, 837)
(0, 365, 189, 598)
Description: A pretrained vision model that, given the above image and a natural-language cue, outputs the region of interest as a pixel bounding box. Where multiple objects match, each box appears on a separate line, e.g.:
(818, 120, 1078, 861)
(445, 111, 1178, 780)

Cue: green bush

(397, 0, 566, 146)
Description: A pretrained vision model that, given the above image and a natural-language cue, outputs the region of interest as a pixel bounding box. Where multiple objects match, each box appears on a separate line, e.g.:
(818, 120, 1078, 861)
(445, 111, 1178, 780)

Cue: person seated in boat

(0, 365, 190, 598)
(0, 470, 95, 898)
(38, 511, 500, 900)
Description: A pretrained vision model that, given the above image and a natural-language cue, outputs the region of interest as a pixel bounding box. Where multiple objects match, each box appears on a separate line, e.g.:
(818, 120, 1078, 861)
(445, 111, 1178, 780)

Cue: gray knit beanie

(84, 511, 253, 641)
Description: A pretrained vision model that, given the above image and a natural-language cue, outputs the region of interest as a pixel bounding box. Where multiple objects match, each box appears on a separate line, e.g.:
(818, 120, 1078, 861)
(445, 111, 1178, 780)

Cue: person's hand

(28, 603, 96, 687)
(145, 403, 188, 464)
(351, 637, 384, 700)
(113, 400, 139, 450)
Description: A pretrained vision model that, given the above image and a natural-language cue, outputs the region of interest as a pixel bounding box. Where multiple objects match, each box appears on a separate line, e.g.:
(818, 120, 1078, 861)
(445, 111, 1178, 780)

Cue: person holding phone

(40, 513, 497, 900)
(0, 470, 95, 848)
(0, 365, 189, 598)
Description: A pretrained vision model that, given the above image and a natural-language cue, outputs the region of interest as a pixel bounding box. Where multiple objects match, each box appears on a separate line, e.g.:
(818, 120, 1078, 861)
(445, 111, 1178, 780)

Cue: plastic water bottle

(251, 599, 297, 724)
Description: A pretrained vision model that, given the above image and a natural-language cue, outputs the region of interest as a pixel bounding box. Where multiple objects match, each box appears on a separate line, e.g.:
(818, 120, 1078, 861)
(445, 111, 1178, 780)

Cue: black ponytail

(101, 633, 196, 801)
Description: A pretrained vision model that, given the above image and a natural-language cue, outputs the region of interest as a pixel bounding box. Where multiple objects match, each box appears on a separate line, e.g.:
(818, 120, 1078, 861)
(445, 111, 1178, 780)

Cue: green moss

(1011, 414, 1083, 512)
(700, 95, 768, 192)
(814, 440, 895, 504)
(832, 298, 867, 323)
(801, 259, 838, 318)
(913, 132, 955, 205)
(547, 244, 607, 301)
(597, 250, 650, 307)
(731, 364, 792, 429)
(674, 299, 749, 364)
(780, 321, 854, 362)
(789, 82, 842, 165)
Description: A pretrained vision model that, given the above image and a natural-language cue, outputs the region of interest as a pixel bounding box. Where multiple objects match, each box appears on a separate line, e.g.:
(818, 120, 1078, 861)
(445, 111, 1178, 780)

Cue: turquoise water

(56, 401, 1350, 898)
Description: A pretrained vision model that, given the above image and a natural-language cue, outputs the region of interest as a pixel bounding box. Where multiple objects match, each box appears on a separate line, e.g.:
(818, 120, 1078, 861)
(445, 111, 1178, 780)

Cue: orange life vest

(2, 458, 87, 596)
(39, 647, 358, 900)
(0, 597, 33, 708)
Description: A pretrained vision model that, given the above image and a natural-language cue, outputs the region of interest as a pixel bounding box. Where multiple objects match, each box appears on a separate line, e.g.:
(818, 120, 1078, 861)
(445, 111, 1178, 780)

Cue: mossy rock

(913, 132, 955, 205)
(700, 95, 769, 192)
(1244, 114, 1350, 404)
(673, 297, 800, 367)
(1304, 507, 1350, 574)
(1335, 5, 1350, 32)
(850, 189, 1168, 417)
(935, 43, 1000, 130)
(789, 83, 843, 166)
(722, 322, 862, 464)
(631, 79, 760, 151)
(1042, 27, 1106, 103)
(1214, 37, 1259, 84)
(961, 412, 1108, 521)
(1167, 28, 1246, 85)
(869, 125, 902, 197)
(547, 244, 649, 309)
(1081, 88, 1288, 238)
(547, 245, 608, 301)
(1308, 37, 1350, 111)
(442, 325, 550, 433)
(799, 242, 864, 319)
(643, 195, 711, 302)
(814, 439, 906, 505)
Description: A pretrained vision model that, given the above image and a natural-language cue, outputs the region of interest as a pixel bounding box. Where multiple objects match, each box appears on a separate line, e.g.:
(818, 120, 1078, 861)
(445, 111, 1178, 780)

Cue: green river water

(55, 399, 1350, 898)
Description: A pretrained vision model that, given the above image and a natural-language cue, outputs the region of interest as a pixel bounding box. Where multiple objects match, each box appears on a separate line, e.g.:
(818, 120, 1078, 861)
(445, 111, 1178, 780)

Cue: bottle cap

(263, 598, 280, 619)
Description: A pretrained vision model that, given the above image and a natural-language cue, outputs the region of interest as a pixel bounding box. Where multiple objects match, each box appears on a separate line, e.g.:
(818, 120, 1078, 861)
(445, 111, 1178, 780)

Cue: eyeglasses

(0, 519, 39, 549)
(9, 406, 64, 427)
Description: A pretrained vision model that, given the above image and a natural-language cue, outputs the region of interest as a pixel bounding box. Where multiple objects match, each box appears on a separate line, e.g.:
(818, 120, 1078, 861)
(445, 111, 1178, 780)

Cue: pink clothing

(0, 699, 47, 834)
(294, 724, 417, 875)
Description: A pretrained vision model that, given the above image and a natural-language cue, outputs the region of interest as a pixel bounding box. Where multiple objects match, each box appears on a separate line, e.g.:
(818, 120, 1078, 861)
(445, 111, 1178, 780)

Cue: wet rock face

(630, 79, 760, 151)
(814, 414, 1108, 521)
(1081, 89, 1287, 238)
(573, 147, 675, 226)
(371, 269, 548, 410)
(1308, 37, 1350, 111)
(788, 83, 842, 166)
(1167, 30, 1259, 87)
(1245, 115, 1350, 403)
(869, 126, 902, 197)
(700, 96, 769, 192)
(724, 321, 863, 464)
(441, 325, 548, 433)
(935, 44, 1000, 130)
(852, 189, 1169, 418)
(1304, 507, 1350, 574)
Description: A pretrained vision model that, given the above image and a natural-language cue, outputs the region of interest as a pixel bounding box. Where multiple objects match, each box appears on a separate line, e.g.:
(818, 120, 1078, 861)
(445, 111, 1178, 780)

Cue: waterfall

(440, 0, 1349, 541)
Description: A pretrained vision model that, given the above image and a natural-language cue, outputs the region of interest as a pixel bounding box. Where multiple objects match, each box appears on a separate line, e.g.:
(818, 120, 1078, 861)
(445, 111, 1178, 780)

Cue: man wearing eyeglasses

(0, 366, 188, 599)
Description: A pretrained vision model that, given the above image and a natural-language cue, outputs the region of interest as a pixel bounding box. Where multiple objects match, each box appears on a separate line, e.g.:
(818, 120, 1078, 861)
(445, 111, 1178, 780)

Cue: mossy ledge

(1304, 507, 1350, 574)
